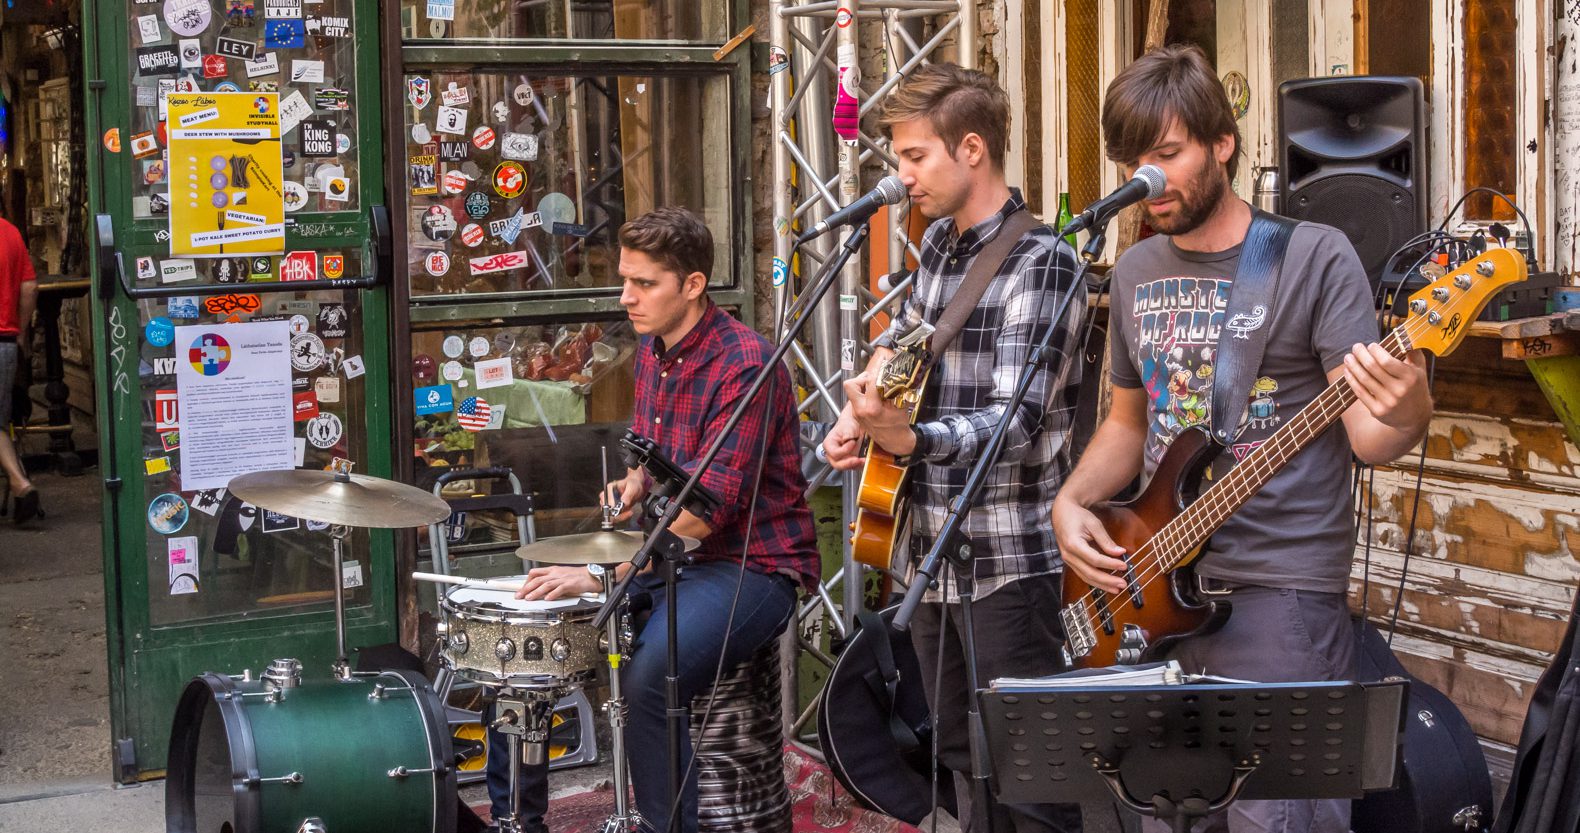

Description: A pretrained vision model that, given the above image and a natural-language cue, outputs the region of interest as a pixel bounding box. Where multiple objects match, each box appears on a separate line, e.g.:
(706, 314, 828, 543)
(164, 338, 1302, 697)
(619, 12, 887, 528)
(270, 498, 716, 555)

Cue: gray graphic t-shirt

(1108, 221, 1378, 592)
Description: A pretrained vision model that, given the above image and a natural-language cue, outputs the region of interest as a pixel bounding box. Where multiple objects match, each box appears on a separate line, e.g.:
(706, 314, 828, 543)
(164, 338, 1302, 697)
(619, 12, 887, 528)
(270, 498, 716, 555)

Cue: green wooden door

(83, 0, 396, 780)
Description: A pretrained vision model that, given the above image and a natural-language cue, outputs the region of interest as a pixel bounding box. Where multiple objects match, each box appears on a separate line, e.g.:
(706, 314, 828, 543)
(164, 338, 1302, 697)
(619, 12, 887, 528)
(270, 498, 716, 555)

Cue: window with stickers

(125, 0, 361, 220)
(395, 0, 750, 566)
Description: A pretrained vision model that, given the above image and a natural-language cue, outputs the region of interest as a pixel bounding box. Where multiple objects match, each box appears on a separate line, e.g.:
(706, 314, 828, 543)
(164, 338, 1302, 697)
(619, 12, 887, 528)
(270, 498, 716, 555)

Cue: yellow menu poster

(166, 93, 285, 257)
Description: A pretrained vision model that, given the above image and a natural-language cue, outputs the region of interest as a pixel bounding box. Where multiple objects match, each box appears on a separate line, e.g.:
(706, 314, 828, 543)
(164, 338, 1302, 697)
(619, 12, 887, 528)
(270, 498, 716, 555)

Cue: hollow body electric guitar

(1060, 248, 1528, 669)
(850, 343, 933, 569)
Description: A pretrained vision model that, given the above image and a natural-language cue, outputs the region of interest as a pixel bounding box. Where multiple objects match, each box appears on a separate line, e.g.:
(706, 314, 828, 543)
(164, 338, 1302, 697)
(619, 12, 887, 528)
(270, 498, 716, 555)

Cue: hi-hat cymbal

(516, 530, 701, 566)
(228, 469, 452, 529)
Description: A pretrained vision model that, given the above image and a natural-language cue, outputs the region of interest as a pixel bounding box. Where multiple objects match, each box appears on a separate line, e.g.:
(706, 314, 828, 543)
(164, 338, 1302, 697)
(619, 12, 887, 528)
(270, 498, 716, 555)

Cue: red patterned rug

(475, 744, 920, 832)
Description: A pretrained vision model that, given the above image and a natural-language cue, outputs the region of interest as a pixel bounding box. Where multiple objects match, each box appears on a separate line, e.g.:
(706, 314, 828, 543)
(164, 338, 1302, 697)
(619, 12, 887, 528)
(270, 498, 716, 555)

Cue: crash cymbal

(228, 469, 452, 529)
(515, 529, 701, 566)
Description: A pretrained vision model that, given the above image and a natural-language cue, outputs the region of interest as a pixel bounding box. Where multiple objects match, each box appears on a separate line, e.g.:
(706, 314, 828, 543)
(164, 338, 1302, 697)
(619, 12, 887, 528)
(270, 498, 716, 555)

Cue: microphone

(1058, 165, 1167, 237)
(796, 175, 908, 244)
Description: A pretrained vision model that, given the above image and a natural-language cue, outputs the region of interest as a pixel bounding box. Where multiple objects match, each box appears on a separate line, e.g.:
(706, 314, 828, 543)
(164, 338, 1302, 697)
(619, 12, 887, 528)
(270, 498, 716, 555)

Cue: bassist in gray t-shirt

(1051, 45, 1434, 833)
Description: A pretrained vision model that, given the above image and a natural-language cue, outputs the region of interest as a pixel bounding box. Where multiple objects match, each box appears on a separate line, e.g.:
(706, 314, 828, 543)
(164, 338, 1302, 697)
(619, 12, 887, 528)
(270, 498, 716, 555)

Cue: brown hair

(618, 207, 714, 283)
(1101, 44, 1244, 182)
(877, 63, 1010, 170)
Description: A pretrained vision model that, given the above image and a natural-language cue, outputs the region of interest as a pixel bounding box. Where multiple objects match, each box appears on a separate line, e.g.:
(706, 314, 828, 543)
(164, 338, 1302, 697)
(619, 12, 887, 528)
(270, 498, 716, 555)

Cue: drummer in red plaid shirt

(516, 207, 820, 833)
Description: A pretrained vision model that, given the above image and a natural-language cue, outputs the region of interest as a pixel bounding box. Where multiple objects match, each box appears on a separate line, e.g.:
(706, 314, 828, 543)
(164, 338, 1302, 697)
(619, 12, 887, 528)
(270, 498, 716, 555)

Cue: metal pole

(331, 530, 350, 680)
(836, 0, 865, 633)
(958, 0, 977, 69)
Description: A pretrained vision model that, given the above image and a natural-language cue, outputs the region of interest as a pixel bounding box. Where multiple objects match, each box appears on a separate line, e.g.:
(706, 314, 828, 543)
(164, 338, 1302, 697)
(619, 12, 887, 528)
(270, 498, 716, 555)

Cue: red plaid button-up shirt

(631, 301, 820, 592)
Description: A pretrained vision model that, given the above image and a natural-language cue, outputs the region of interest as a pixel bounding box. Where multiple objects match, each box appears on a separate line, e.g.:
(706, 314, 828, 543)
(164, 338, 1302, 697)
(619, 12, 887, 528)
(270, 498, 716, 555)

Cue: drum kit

(165, 461, 694, 833)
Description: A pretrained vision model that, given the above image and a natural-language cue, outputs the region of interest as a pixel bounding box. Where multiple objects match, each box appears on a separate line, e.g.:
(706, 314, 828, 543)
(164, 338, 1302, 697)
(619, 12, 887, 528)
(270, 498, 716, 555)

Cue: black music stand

(979, 679, 1409, 833)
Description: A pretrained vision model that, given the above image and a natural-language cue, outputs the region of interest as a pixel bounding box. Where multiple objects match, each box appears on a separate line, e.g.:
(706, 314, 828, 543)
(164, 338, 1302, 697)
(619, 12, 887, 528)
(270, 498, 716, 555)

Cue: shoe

(12, 489, 41, 524)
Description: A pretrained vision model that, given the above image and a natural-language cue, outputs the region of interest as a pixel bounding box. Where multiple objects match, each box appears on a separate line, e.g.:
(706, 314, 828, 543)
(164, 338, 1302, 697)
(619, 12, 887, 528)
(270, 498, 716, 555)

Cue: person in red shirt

(0, 216, 39, 523)
(514, 207, 819, 833)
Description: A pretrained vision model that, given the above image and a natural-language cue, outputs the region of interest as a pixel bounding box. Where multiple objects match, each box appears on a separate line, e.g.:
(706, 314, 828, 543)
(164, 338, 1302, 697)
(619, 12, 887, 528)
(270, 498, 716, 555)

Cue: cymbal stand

(493, 685, 557, 833)
(597, 561, 642, 833)
(330, 526, 352, 680)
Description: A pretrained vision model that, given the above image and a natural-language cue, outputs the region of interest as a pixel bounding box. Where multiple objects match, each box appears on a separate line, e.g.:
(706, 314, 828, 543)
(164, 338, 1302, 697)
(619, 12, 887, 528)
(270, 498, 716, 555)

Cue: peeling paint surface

(1351, 348, 1580, 747)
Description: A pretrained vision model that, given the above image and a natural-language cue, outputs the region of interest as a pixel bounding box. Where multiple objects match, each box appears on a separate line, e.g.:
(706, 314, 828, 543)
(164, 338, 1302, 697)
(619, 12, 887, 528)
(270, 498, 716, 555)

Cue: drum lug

(239, 689, 283, 704)
(263, 658, 303, 690)
(249, 771, 304, 785)
(297, 818, 327, 833)
(387, 765, 439, 779)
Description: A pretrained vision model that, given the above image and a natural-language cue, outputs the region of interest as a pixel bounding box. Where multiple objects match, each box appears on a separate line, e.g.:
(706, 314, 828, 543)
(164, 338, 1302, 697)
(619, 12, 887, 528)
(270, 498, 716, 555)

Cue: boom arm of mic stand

(593, 225, 871, 629)
(893, 231, 1106, 631)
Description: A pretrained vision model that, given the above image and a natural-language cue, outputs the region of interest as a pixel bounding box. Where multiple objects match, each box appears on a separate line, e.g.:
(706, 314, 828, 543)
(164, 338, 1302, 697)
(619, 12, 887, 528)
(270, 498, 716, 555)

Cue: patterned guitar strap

(1209, 210, 1299, 447)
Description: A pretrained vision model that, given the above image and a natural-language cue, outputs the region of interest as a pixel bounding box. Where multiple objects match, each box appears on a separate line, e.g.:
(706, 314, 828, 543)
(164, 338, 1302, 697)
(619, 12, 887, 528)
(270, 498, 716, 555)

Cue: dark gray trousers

(910, 570, 1084, 833)
(1141, 585, 1357, 833)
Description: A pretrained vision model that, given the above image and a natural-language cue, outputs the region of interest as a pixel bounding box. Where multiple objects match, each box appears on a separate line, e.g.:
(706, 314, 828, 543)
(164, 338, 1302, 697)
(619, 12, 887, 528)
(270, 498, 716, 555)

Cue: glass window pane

(139, 273, 377, 626)
(125, 0, 363, 219)
(399, 0, 730, 42)
(409, 316, 640, 553)
(402, 70, 734, 297)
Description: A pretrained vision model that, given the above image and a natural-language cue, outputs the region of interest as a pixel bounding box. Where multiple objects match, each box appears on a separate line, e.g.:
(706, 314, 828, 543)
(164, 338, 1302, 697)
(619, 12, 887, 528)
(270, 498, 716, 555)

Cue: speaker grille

(1286, 175, 1416, 280)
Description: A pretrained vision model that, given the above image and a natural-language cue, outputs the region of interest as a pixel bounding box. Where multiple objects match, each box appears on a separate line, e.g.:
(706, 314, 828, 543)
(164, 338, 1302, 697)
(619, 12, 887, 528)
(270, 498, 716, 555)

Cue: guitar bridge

(1061, 602, 1096, 660)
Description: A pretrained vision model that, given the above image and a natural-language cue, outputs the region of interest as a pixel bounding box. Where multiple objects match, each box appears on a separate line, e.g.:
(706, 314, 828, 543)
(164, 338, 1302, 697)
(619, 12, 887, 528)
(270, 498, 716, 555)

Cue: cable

(1386, 353, 1436, 647)
(1437, 186, 1537, 271)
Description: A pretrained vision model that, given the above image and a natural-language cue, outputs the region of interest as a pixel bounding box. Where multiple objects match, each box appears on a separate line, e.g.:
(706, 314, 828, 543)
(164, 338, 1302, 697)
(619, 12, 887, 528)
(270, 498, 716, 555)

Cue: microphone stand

(591, 222, 870, 831)
(888, 227, 1106, 832)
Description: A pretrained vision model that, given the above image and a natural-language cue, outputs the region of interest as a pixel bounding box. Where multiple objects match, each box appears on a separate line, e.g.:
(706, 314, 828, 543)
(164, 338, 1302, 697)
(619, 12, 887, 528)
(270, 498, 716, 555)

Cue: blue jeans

(624, 560, 797, 833)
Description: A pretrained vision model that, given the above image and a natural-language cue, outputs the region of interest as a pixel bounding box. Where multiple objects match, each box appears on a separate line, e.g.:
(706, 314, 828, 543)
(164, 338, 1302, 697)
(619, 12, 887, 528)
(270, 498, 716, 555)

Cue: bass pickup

(95, 205, 390, 300)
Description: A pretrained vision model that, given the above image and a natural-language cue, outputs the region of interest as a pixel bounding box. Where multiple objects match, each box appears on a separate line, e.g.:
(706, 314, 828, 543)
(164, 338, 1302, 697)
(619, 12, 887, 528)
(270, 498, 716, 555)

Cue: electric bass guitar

(849, 342, 932, 569)
(1059, 247, 1528, 668)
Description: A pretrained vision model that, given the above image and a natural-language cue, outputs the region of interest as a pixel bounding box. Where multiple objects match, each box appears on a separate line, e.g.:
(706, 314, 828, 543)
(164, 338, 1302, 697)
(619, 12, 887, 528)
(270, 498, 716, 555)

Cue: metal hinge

(114, 738, 138, 783)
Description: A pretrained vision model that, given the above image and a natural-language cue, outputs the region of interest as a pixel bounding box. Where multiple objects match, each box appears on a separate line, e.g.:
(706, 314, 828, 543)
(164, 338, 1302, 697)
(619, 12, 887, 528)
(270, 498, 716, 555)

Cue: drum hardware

(388, 764, 441, 779)
(298, 819, 327, 833)
(251, 771, 306, 786)
(264, 657, 303, 689)
(492, 686, 562, 833)
(594, 560, 644, 833)
(229, 462, 451, 680)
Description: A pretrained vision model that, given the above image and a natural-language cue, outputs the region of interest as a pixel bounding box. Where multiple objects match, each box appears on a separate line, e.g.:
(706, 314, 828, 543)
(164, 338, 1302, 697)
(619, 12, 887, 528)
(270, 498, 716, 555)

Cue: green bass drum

(166, 668, 457, 833)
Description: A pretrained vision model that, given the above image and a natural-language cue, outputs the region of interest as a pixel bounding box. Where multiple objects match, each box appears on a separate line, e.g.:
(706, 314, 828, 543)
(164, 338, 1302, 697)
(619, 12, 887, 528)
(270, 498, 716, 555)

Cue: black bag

(1352, 618, 1493, 833)
(817, 605, 957, 825)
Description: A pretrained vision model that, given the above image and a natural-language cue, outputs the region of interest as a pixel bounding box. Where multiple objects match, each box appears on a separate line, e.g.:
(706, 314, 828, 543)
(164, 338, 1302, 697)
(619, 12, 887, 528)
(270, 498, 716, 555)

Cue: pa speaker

(1278, 76, 1427, 287)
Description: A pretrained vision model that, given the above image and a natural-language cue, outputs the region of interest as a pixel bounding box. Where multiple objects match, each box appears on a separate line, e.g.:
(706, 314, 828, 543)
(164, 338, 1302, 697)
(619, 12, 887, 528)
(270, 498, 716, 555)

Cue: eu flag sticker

(265, 19, 306, 49)
(415, 384, 455, 415)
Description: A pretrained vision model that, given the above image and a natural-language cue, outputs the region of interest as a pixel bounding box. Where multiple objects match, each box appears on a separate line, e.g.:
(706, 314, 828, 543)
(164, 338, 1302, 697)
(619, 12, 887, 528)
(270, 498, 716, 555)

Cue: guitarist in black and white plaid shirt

(823, 63, 1086, 833)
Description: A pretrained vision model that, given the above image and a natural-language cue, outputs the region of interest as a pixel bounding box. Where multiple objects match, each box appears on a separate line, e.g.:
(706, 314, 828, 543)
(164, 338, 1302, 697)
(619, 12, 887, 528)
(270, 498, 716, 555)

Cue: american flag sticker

(457, 396, 492, 432)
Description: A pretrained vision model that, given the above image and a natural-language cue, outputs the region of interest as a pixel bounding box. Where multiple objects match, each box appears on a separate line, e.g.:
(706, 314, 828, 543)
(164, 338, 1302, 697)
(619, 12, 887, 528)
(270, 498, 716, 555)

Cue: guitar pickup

(1121, 556, 1143, 609)
(1089, 586, 1116, 636)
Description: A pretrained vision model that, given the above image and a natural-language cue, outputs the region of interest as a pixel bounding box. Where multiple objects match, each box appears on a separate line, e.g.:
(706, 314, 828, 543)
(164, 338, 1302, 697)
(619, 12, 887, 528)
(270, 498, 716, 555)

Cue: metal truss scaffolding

(768, 0, 976, 753)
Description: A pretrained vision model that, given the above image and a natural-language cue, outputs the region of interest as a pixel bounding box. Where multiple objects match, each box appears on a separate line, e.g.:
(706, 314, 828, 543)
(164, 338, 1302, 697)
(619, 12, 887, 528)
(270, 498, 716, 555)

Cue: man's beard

(1145, 155, 1229, 236)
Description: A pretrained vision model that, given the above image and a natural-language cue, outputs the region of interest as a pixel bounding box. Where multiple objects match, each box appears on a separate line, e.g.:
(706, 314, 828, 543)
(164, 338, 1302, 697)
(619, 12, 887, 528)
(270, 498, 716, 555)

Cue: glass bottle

(1055, 191, 1077, 250)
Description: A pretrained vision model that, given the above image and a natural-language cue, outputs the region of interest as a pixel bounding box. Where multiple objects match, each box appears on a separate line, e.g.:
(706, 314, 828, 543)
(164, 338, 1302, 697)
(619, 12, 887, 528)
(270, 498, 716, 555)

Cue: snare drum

(438, 579, 609, 688)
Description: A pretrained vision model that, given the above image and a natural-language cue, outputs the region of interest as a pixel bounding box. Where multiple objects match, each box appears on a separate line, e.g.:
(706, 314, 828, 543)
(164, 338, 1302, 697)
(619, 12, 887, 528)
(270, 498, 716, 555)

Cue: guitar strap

(1208, 210, 1300, 446)
(855, 609, 922, 753)
(926, 209, 1044, 361)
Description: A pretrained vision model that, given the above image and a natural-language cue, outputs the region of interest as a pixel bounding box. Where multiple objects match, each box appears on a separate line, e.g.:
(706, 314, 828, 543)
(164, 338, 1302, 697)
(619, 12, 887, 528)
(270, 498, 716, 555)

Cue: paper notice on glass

(176, 321, 296, 490)
(166, 92, 285, 257)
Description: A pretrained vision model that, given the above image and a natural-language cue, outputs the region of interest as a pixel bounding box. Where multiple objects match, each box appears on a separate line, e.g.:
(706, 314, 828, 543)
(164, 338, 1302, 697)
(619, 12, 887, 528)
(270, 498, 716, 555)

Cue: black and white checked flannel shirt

(874, 190, 1084, 603)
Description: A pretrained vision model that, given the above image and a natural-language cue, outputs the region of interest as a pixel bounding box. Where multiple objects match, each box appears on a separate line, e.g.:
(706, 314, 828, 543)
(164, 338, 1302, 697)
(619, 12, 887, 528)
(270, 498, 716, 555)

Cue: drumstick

(410, 571, 526, 593)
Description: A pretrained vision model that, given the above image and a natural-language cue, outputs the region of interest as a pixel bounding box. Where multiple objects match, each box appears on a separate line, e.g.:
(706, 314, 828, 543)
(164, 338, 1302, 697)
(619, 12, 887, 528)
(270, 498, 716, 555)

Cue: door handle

(113, 205, 390, 299)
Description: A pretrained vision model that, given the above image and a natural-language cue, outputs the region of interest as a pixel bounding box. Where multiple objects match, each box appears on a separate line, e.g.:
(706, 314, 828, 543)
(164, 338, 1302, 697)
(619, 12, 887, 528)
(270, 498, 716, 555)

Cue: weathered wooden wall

(1350, 334, 1580, 759)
